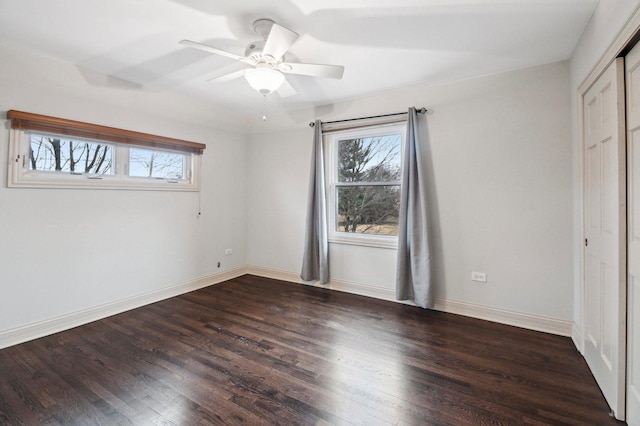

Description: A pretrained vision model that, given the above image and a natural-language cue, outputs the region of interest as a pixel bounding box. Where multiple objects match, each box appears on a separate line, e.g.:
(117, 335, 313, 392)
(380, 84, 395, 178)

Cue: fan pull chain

(262, 94, 268, 122)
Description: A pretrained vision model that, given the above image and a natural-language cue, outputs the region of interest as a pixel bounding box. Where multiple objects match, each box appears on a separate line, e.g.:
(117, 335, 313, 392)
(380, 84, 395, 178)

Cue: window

(7, 110, 204, 191)
(326, 122, 405, 248)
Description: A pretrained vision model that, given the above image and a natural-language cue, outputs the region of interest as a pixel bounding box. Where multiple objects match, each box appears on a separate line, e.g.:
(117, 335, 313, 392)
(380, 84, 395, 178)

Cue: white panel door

(627, 43, 640, 426)
(583, 57, 626, 420)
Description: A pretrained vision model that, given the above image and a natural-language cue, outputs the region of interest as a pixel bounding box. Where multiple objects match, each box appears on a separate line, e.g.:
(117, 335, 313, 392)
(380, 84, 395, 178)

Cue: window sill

(8, 173, 199, 191)
(328, 236, 398, 250)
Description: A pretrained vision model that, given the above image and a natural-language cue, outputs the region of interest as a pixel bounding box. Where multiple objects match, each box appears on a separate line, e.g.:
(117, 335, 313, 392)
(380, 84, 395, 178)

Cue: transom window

(7, 110, 203, 191)
(326, 122, 405, 248)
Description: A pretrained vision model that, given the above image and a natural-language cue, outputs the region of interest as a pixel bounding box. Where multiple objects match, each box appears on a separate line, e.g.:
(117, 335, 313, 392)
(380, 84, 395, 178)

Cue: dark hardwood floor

(0, 275, 623, 425)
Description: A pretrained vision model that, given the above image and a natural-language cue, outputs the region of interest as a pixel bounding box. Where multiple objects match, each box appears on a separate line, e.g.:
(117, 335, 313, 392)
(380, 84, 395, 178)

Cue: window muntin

(327, 123, 405, 248)
(9, 129, 200, 190)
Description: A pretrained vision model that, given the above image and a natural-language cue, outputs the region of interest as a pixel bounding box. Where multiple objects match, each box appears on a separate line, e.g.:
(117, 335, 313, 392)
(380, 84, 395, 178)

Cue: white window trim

(7, 129, 201, 191)
(325, 122, 405, 249)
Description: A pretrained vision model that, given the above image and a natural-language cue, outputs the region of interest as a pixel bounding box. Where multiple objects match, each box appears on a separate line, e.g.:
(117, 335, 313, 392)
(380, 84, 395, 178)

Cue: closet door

(626, 42, 640, 426)
(583, 57, 626, 420)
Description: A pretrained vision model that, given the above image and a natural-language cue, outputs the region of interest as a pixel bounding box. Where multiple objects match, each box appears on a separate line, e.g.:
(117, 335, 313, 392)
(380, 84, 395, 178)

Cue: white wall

(246, 61, 574, 321)
(0, 34, 584, 340)
(569, 2, 640, 337)
(0, 42, 247, 334)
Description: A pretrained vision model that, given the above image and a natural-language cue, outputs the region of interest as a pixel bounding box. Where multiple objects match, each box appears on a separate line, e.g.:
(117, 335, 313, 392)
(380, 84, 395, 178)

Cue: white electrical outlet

(471, 271, 487, 282)
(225, 249, 233, 255)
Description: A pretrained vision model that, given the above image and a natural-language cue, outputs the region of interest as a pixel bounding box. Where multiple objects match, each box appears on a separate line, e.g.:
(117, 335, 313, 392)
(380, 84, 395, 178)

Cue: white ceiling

(0, 0, 598, 115)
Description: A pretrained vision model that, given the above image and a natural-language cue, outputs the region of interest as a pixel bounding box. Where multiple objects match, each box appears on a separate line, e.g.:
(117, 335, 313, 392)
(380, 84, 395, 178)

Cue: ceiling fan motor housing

(245, 40, 284, 65)
(245, 41, 265, 61)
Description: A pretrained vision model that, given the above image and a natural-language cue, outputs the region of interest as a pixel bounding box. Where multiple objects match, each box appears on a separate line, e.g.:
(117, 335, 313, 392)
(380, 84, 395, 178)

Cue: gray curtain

(396, 108, 432, 308)
(301, 120, 329, 283)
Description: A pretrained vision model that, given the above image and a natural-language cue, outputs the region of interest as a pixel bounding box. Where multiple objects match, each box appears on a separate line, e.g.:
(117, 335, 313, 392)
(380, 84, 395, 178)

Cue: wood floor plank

(0, 275, 624, 425)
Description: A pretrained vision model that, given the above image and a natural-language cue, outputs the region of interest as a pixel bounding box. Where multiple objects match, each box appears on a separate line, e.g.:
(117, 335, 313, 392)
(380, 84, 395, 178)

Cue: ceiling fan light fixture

(244, 68, 285, 95)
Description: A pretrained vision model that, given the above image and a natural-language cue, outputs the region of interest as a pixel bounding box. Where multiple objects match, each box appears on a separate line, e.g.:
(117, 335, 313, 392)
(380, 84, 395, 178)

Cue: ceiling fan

(180, 19, 344, 97)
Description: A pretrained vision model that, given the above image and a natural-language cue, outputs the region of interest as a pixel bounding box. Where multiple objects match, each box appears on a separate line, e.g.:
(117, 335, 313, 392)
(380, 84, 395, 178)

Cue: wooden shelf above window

(6, 110, 206, 154)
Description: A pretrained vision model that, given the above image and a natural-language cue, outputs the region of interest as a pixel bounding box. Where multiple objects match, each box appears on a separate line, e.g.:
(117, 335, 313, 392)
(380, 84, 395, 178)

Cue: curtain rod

(309, 107, 428, 127)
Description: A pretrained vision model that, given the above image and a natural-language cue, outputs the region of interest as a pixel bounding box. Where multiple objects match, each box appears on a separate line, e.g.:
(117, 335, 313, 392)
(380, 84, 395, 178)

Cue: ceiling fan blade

(206, 69, 247, 83)
(179, 40, 249, 63)
(263, 23, 299, 60)
(279, 62, 344, 79)
(277, 79, 297, 98)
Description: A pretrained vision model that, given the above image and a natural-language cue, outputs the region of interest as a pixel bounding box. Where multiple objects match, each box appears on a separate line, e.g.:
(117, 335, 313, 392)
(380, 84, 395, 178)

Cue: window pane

(337, 185, 400, 235)
(29, 134, 113, 174)
(338, 134, 401, 183)
(129, 148, 185, 179)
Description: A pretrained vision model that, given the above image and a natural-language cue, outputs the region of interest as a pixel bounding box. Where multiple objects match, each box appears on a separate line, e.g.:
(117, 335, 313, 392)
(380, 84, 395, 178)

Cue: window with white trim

(326, 122, 405, 248)
(6, 110, 203, 191)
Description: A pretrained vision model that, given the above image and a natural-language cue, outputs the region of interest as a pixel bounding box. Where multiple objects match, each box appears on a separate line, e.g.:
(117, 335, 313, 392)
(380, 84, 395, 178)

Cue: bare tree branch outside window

(29, 135, 112, 174)
(129, 148, 185, 179)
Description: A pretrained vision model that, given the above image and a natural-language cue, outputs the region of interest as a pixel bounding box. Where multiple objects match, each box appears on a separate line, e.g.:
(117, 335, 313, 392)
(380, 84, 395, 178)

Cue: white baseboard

(246, 265, 573, 337)
(433, 298, 572, 337)
(0, 266, 247, 350)
(0, 265, 574, 350)
(246, 265, 399, 301)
